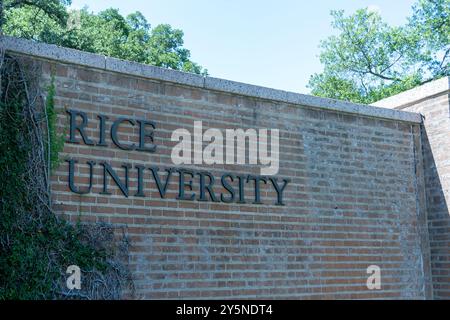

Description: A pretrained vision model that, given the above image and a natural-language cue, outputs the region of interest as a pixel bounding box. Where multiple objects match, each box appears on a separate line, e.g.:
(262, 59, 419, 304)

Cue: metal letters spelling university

(66, 110, 290, 206)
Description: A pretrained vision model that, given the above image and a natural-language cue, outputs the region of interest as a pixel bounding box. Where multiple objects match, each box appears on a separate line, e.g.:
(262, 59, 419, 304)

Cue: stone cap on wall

(1, 35, 422, 123)
(373, 76, 450, 110)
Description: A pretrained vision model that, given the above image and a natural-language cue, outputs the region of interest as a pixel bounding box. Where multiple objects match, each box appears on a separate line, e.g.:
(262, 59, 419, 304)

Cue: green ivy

(45, 77, 65, 172)
(0, 66, 118, 299)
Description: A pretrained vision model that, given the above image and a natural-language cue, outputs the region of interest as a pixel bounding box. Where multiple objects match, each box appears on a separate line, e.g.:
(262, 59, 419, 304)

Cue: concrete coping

(1, 35, 422, 124)
(372, 76, 450, 110)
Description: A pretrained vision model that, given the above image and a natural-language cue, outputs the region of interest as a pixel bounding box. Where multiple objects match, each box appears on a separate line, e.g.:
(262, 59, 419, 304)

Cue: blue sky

(70, 0, 416, 94)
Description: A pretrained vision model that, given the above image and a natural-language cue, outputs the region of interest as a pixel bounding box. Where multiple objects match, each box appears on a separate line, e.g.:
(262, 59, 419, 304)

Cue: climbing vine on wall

(0, 51, 132, 299)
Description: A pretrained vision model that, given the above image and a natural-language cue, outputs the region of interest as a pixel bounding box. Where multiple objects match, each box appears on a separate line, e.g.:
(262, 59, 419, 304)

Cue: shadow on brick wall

(422, 127, 450, 299)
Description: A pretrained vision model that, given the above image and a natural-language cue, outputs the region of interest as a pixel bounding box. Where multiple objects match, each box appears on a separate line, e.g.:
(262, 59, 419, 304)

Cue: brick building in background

(1, 36, 449, 299)
(374, 78, 450, 299)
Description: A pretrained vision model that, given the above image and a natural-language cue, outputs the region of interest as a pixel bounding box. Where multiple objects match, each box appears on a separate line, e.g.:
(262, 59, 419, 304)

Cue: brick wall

(374, 77, 450, 299)
(3, 36, 433, 299)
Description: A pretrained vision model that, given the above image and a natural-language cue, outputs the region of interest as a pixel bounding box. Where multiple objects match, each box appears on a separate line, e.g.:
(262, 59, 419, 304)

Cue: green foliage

(408, 0, 450, 78)
(308, 0, 449, 104)
(147, 24, 205, 74)
(2, 2, 207, 75)
(45, 77, 64, 171)
(0, 59, 121, 299)
(1, 0, 71, 30)
(0, 100, 29, 208)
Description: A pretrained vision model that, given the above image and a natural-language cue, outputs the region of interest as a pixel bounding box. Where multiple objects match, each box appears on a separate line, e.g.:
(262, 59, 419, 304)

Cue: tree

(147, 24, 205, 74)
(408, 0, 449, 78)
(2, 2, 207, 75)
(308, 0, 449, 104)
(0, 0, 70, 33)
